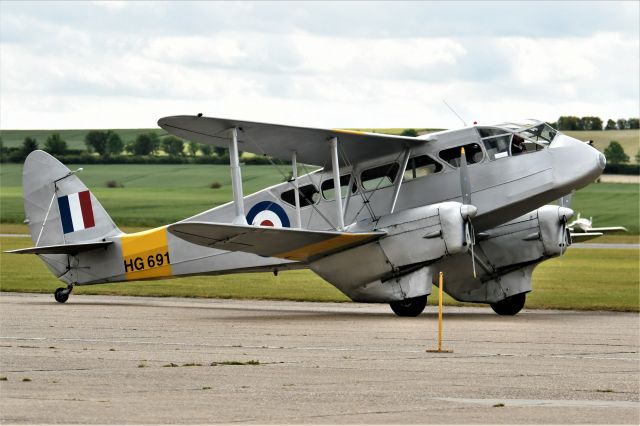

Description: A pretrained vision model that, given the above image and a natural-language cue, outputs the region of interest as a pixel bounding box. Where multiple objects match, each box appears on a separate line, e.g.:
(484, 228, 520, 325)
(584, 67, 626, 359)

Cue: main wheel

(490, 293, 526, 316)
(390, 295, 428, 317)
(54, 287, 69, 303)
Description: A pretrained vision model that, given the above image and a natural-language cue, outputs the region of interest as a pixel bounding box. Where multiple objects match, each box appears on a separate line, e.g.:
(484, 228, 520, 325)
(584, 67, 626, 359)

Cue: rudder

(22, 150, 122, 280)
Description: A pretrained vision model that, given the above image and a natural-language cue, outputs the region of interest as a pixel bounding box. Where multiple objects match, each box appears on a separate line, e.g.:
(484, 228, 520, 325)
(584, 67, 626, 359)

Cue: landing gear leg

(390, 295, 428, 317)
(54, 284, 73, 303)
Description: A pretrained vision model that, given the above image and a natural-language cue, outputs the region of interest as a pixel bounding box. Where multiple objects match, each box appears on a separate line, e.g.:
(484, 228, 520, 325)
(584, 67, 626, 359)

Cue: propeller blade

(466, 221, 477, 279)
(459, 147, 472, 205)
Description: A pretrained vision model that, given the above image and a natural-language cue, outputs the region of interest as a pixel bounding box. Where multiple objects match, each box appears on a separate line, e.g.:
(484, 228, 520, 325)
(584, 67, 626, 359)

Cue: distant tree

(126, 132, 159, 156)
(162, 136, 185, 157)
(556, 116, 582, 131)
(187, 141, 199, 157)
(635, 150, 640, 164)
(214, 147, 228, 157)
(627, 118, 639, 129)
(616, 118, 628, 130)
(200, 144, 212, 156)
(105, 132, 124, 156)
(581, 116, 603, 131)
(85, 130, 109, 156)
(400, 128, 419, 137)
(44, 133, 67, 156)
(603, 141, 629, 165)
(605, 119, 617, 130)
(22, 137, 39, 155)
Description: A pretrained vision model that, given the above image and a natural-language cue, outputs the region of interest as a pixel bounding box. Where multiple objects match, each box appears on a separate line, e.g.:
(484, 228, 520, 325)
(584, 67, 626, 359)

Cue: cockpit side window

(403, 155, 443, 182)
(360, 162, 400, 191)
(281, 183, 320, 208)
(438, 143, 484, 167)
(479, 127, 512, 160)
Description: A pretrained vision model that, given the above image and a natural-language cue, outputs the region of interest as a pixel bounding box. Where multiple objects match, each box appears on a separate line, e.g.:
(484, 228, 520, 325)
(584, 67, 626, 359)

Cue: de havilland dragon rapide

(9, 115, 606, 316)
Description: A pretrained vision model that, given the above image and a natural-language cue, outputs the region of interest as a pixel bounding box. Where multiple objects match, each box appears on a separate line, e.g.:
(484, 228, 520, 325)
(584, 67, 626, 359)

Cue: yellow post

(438, 271, 443, 352)
(427, 271, 452, 353)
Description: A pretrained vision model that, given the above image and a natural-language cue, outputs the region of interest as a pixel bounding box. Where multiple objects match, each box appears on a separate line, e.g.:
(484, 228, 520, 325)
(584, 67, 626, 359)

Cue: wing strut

(228, 127, 247, 225)
(390, 148, 411, 214)
(291, 151, 302, 229)
(330, 137, 345, 230)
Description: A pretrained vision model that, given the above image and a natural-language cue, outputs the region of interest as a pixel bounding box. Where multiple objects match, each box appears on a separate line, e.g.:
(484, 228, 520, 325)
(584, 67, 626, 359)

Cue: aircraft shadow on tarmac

(25, 298, 573, 323)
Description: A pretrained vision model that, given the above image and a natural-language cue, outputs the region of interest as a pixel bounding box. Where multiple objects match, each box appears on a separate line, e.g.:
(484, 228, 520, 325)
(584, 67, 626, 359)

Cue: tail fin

(21, 151, 121, 280)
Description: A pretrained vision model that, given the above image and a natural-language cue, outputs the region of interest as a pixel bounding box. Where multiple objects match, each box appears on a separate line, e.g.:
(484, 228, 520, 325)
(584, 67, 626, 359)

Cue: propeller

(557, 207, 574, 256)
(459, 147, 478, 278)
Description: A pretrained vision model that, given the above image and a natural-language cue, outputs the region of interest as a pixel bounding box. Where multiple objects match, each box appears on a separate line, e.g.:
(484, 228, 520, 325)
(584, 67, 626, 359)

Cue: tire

(389, 295, 428, 317)
(490, 293, 526, 316)
(54, 287, 69, 303)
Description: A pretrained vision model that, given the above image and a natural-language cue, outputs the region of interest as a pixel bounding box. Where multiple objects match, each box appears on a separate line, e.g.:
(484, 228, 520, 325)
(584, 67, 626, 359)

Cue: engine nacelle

(309, 202, 471, 302)
(438, 205, 573, 304)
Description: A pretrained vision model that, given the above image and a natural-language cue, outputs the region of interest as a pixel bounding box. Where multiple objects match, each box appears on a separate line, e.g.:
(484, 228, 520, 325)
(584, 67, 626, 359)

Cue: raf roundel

(246, 201, 290, 228)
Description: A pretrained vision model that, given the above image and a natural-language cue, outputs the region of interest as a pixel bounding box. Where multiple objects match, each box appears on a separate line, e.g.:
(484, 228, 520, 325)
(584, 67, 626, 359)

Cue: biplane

(8, 116, 605, 316)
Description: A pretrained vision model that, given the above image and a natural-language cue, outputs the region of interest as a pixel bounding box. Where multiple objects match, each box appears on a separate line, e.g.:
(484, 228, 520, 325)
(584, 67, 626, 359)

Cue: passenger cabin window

(360, 163, 399, 191)
(438, 143, 484, 167)
(321, 174, 357, 201)
(403, 155, 443, 182)
(280, 183, 320, 208)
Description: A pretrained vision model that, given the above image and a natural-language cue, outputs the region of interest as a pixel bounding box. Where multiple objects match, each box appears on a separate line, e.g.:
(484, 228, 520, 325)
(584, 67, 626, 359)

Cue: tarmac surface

(0, 292, 638, 424)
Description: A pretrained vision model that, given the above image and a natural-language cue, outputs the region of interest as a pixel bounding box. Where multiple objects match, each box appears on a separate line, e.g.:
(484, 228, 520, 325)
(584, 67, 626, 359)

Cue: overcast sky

(1, 1, 638, 130)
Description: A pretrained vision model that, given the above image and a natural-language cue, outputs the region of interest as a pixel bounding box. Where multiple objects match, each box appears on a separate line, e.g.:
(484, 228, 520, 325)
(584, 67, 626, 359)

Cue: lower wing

(168, 222, 385, 263)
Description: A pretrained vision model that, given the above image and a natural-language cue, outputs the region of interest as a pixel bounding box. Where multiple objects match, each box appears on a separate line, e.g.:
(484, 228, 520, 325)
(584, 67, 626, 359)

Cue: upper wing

(168, 222, 385, 262)
(158, 115, 426, 167)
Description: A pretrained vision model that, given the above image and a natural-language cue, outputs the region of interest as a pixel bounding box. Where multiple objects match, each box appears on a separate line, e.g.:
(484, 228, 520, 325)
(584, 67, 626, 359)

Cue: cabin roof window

(321, 174, 357, 201)
(438, 143, 484, 167)
(360, 162, 399, 191)
(403, 155, 443, 182)
(280, 183, 320, 208)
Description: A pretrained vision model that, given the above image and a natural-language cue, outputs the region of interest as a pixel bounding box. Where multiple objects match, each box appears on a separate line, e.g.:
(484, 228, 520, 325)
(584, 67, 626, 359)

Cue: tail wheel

(54, 287, 70, 303)
(389, 295, 428, 317)
(490, 293, 526, 316)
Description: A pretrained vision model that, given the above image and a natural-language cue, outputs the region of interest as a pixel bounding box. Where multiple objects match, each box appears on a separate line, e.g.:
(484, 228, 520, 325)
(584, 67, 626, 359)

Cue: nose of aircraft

(550, 134, 605, 194)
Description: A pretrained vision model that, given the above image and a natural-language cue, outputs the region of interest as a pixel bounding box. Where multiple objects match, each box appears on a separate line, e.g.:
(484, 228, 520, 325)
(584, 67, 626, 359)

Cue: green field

(0, 236, 637, 311)
(564, 129, 639, 163)
(2, 128, 638, 162)
(2, 163, 637, 231)
(0, 163, 293, 227)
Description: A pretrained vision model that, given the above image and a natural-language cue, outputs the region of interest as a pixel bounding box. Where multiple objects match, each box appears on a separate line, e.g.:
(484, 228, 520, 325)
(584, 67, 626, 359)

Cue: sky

(0, 1, 638, 130)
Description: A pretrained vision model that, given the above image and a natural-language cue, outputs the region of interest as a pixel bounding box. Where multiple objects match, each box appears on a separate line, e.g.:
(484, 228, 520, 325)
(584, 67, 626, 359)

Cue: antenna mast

(442, 100, 467, 126)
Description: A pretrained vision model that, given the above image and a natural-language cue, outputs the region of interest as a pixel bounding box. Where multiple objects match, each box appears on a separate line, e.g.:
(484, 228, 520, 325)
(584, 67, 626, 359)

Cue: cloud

(0, 1, 638, 129)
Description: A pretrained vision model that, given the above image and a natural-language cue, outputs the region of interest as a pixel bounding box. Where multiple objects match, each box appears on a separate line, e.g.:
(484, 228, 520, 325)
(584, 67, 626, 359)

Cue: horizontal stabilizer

(570, 232, 603, 243)
(6, 241, 113, 255)
(168, 222, 385, 262)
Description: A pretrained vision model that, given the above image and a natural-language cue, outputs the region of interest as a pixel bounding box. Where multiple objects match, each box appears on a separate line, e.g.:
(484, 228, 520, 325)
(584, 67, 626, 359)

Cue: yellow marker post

(427, 272, 453, 353)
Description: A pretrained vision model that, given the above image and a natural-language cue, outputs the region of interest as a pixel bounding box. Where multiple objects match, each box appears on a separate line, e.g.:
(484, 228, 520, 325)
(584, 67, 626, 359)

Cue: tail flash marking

(57, 190, 96, 234)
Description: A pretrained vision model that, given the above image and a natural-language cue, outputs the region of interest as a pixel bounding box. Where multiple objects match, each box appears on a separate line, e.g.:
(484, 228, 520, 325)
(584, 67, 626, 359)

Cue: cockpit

(477, 120, 559, 161)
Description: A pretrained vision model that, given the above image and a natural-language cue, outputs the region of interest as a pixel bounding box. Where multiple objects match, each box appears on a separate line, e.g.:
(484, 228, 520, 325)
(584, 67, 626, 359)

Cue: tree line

(553, 116, 639, 131)
(0, 131, 274, 165)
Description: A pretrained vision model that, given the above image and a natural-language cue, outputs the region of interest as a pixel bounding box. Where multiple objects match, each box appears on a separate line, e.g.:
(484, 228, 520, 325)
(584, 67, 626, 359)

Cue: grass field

(564, 129, 639, 163)
(0, 163, 292, 226)
(2, 162, 637, 231)
(2, 128, 638, 162)
(0, 236, 637, 311)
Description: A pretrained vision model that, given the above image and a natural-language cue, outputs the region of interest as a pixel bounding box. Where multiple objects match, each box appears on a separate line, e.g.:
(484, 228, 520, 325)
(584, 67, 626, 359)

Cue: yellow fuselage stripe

(274, 233, 372, 261)
(120, 226, 172, 280)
